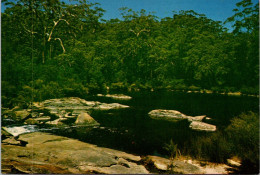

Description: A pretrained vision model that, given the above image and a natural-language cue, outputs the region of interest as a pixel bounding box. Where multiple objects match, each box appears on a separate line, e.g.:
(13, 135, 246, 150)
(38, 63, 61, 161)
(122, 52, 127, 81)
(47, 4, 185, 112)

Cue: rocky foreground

(2, 97, 238, 174)
(2, 132, 236, 174)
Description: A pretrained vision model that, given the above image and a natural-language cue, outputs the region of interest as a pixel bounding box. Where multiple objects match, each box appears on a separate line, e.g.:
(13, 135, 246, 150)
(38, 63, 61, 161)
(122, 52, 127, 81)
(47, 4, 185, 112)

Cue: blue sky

(89, 0, 258, 21)
(1, 0, 259, 29)
(88, 0, 240, 21)
(86, 0, 258, 29)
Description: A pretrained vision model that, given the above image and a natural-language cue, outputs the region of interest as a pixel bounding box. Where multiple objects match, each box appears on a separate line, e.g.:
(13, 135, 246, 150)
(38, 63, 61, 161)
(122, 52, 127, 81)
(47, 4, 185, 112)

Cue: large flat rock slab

(33, 97, 129, 113)
(148, 109, 206, 122)
(2, 132, 148, 174)
(148, 109, 216, 132)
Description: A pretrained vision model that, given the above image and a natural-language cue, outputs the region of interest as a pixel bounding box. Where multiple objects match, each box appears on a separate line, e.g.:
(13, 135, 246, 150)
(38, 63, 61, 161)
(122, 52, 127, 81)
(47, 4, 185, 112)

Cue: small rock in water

(148, 109, 188, 121)
(98, 94, 132, 100)
(46, 119, 64, 126)
(149, 109, 215, 132)
(227, 158, 241, 167)
(149, 109, 206, 122)
(75, 112, 100, 126)
(189, 121, 216, 132)
(187, 115, 206, 122)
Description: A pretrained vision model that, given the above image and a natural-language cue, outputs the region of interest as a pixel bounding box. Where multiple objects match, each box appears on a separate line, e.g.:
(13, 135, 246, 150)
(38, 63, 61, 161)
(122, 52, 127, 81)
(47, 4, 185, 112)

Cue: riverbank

(2, 93, 258, 174)
(106, 83, 259, 98)
(2, 131, 236, 174)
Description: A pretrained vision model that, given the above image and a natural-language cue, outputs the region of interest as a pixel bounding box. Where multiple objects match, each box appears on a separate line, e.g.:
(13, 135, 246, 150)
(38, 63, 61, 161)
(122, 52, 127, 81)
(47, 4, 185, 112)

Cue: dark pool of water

(48, 91, 259, 156)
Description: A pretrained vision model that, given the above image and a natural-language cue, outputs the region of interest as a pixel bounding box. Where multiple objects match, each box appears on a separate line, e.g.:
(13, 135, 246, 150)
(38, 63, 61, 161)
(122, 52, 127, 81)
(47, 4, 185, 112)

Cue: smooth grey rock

(146, 155, 170, 171)
(45, 119, 65, 126)
(172, 160, 202, 174)
(189, 121, 216, 132)
(75, 112, 100, 126)
(3, 132, 148, 174)
(97, 103, 129, 110)
(187, 115, 206, 122)
(227, 159, 241, 167)
(34, 116, 51, 122)
(145, 155, 202, 174)
(148, 109, 206, 122)
(2, 125, 38, 137)
(148, 110, 189, 121)
(14, 110, 30, 119)
(2, 137, 21, 146)
(24, 118, 40, 125)
(149, 109, 215, 132)
(33, 97, 129, 117)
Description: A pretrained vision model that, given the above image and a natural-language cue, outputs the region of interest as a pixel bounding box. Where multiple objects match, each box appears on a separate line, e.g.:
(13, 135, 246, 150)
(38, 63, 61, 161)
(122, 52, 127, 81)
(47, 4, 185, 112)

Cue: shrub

(188, 132, 231, 162)
(188, 85, 201, 91)
(62, 79, 89, 97)
(165, 79, 186, 91)
(225, 112, 259, 172)
(110, 82, 128, 92)
(240, 87, 259, 95)
(164, 139, 181, 159)
(211, 86, 222, 93)
(186, 112, 259, 173)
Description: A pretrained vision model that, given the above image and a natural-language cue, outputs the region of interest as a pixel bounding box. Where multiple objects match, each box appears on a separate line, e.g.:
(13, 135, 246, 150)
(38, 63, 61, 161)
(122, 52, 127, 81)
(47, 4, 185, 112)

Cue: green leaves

(225, 0, 259, 33)
(1, 1, 259, 107)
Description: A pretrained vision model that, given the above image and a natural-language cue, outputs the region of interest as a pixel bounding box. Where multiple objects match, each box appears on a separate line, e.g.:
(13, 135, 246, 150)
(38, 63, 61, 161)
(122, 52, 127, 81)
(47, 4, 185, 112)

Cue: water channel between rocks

(3, 91, 258, 157)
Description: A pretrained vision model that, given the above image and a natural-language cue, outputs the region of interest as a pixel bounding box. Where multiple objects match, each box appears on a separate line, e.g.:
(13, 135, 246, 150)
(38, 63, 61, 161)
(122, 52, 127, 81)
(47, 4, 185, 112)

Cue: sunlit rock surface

(75, 112, 100, 126)
(2, 125, 38, 137)
(144, 155, 231, 174)
(2, 132, 149, 174)
(145, 155, 202, 174)
(33, 97, 129, 114)
(148, 109, 216, 132)
(148, 109, 206, 122)
(148, 110, 189, 121)
(189, 121, 216, 132)
(2, 97, 129, 127)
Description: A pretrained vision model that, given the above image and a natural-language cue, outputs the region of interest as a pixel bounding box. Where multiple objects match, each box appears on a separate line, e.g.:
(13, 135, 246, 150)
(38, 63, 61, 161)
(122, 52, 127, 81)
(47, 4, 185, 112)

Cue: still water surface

(49, 91, 258, 156)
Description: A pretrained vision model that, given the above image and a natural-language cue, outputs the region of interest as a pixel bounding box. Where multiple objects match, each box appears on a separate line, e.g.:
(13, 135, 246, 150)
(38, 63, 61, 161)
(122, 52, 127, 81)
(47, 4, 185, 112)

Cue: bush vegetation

(167, 112, 259, 173)
(1, 0, 259, 108)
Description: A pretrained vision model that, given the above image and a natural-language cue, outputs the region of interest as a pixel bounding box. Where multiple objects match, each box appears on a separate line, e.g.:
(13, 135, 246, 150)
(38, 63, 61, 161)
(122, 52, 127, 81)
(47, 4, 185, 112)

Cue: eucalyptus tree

(159, 10, 228, 88)
(225, 0, 259, 89)
(2, 0, 104, 63)
(1, 0, 105, 106)
(117, 8, 159, 85)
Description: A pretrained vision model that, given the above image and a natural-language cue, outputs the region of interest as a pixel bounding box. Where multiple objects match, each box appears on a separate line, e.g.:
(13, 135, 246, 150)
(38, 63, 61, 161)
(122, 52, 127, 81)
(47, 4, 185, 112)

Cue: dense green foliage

(1, 0, 259, 107)
(183, 111, 259, 173)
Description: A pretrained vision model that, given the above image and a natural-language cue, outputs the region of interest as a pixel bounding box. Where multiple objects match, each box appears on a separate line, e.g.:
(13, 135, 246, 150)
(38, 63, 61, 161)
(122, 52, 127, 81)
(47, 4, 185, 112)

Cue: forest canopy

(1, 0, 259, 107)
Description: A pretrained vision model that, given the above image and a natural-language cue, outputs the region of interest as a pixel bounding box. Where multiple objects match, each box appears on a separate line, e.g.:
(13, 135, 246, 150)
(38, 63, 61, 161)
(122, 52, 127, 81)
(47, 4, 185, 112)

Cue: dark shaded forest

(1, 0, 259, 108)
